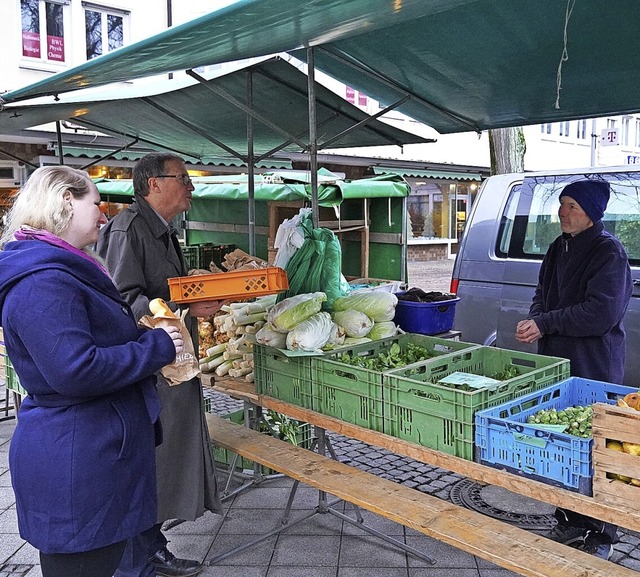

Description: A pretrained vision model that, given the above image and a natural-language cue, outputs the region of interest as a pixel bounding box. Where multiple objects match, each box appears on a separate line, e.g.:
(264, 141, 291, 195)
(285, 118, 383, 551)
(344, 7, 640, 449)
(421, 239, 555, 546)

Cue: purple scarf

(14, 227, 110, 278)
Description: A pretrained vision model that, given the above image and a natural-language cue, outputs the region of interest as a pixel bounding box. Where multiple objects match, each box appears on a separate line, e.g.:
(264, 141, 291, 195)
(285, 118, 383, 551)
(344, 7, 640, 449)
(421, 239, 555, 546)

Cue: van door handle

(634, 279, 640, 286)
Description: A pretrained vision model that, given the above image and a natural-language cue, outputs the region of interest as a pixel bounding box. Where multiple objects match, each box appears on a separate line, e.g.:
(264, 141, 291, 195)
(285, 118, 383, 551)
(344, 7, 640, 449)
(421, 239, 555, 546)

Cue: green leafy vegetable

(337, 342, 432, 371)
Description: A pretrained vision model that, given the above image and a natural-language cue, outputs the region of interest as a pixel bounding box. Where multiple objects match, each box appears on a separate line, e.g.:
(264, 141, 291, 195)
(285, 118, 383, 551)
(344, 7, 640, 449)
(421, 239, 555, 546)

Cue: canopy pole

(55, 121, 64, 165)
(247, 69, 256, 256)
(307, 47, 319, 227)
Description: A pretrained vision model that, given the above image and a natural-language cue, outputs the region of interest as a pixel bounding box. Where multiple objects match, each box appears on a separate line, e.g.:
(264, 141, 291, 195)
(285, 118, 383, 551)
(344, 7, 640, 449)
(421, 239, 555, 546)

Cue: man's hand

(515, 319, 542, 344)
(188, 300, 227, 318)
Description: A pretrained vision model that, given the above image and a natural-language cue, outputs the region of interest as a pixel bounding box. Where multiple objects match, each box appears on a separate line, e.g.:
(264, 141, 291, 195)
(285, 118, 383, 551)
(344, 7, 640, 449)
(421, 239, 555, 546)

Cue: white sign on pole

(601, 128, 619, 146)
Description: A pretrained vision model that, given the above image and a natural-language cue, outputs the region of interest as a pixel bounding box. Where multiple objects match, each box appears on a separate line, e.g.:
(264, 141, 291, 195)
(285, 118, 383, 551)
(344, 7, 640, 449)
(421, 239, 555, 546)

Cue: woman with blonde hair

(0, 166, 183, 577)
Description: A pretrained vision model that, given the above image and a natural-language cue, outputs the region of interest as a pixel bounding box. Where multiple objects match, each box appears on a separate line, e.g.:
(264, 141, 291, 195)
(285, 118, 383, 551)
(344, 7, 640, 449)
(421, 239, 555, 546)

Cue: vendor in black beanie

(559, 179, 610, 224)
(515, 178, 632, 559)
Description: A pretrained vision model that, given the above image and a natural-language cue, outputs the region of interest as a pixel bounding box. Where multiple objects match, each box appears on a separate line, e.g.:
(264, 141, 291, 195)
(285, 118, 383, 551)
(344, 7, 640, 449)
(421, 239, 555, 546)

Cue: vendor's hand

(188, 299, 227, 318)
(515, 319, 542, 344)
(159, 324, 184, 354)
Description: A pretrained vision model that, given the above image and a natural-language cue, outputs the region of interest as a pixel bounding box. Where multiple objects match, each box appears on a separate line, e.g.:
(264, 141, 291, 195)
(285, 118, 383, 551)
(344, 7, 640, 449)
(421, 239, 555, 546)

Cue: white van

(450, 166, 640, 387)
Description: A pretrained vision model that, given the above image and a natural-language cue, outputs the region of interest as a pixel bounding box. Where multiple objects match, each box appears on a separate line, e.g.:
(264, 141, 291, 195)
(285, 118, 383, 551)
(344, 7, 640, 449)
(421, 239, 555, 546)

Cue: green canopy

(0, 58, 431, 162)
(95, 171, 410, 207)
(2, 0, 639, 133)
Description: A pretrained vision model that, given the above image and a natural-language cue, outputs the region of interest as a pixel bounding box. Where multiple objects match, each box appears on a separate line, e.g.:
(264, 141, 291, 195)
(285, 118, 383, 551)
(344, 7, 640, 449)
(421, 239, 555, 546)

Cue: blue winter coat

(529, 221, 632, 383)
(0, 239, 176, 554)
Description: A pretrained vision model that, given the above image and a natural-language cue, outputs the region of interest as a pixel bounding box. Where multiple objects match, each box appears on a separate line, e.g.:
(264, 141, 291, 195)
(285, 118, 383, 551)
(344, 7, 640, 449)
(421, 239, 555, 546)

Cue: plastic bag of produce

(277, 211, 348, 309)
(367, 321, 398, 340)
(332, 310, 373, 338)
(267, 292, 327, 333)
(286, 311, 334, 352)
(332, 292, 398, 322)
(255, 323, 288, 349)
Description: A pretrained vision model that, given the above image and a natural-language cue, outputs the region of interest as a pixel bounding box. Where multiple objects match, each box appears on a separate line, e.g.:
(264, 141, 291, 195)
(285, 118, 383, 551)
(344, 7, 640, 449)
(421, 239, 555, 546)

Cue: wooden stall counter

(210, 377, 640, 533)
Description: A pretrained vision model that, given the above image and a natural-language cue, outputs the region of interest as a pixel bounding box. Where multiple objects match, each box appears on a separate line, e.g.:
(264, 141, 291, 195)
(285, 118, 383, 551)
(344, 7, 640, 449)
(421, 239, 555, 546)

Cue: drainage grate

(0, 564, 34, 577)
(450, 479, 557, 531)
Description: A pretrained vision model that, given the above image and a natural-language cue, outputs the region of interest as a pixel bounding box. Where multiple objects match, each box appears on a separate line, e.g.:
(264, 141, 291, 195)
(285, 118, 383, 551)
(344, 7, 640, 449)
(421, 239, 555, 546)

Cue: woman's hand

(159, 324, 184, 354)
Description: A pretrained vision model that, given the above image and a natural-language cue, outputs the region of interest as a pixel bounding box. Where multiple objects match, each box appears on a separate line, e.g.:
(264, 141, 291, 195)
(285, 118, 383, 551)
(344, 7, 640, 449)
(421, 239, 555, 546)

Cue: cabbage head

(286, 311, 334, 351)
(324, 322, 346, 348)
(332, 310, 373, 338)
(255, 323, 288, 348)
(367, 321, 398, 340)
(267, 292, 327, 333)
(332, 292, 398, 322)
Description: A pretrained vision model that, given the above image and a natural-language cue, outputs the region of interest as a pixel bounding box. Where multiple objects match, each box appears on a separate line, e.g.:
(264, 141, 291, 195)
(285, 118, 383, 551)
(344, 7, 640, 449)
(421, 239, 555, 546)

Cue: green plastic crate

(382, 346, 570, 460)
(254, 344, 314, 408)
(310, 334, 479, 431)
(211, 408, 312, 474)
(182, 245, 201, 270)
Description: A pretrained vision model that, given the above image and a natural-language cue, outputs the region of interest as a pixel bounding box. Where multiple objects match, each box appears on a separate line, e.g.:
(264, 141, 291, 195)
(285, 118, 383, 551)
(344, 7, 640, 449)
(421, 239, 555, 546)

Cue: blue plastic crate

(393, 295, 459, 335)
(475, 377, 636, 494)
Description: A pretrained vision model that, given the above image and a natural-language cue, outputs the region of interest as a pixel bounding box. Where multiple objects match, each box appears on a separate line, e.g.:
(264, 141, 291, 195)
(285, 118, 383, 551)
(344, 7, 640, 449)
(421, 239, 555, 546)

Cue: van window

(500, 172, 640, 265)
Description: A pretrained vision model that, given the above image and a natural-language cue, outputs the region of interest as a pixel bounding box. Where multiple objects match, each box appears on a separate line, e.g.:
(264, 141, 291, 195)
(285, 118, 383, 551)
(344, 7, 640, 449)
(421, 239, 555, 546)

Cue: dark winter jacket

(0, 239, 175, 554)
(529, 221, 632, 383)
(97, 195, 221, 522)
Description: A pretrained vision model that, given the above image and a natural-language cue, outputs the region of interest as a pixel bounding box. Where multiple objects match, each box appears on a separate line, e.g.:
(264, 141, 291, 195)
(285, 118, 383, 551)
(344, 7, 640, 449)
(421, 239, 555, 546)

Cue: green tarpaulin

(95, 171, 410, 207)
(3, 0, 639, 133)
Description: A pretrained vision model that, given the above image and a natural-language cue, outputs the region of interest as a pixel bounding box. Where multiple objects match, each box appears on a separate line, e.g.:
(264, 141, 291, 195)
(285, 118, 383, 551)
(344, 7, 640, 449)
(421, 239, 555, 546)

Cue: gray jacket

(97, 194, 221, 521)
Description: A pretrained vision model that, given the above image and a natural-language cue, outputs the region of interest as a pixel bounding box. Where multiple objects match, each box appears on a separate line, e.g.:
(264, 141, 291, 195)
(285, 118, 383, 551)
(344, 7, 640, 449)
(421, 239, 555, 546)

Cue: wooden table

(210, 377, 640, 532)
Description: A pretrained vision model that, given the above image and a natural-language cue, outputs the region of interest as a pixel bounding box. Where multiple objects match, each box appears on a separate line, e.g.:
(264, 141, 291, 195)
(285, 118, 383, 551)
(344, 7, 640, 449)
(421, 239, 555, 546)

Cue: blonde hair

(1, 166, 93, 249)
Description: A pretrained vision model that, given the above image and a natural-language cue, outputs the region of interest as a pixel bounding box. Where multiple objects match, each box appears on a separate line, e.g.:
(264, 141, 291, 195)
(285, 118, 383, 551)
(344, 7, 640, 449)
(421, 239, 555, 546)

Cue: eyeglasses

(154, 174, 193, 186)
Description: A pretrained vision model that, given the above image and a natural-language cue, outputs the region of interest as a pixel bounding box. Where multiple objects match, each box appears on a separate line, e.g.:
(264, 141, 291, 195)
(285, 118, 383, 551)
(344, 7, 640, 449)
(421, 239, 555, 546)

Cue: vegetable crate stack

(254, 290, 405, 408)
(475, 377, 636, 494)
(382, 346, 570, 460)
(311, 334, 478, 430)
(592, 395, 640, 506)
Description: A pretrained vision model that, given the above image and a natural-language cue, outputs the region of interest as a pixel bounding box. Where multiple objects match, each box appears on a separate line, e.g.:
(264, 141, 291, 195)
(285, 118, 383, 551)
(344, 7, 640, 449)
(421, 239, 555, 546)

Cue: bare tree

(489, 127, 526, 175)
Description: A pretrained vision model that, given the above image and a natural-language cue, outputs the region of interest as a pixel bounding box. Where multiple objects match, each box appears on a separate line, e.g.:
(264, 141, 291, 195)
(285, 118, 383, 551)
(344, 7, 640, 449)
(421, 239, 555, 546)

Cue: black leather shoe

(150, 548, 202, 577)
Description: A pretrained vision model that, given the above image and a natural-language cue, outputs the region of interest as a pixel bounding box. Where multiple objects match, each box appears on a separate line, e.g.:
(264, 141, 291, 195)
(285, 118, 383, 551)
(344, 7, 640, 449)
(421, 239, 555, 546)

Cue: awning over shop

(95, 171, 410, 207)
(53, 145, 292, 169)
(0, 57, 432, 163)
(372, 166, 482, 181)
(2, 0, 639, 133)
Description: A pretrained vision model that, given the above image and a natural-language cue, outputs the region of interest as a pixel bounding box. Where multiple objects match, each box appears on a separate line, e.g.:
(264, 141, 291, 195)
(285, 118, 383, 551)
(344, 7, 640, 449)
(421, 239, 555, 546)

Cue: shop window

(21, 0, 68, 63)
(84, 3, 128, 60)
(408, 180, 476, 240)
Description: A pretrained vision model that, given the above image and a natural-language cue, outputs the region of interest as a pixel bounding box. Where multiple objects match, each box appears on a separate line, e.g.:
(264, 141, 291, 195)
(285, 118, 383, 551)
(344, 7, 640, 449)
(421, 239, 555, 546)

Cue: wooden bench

(207, 413, 637, 577)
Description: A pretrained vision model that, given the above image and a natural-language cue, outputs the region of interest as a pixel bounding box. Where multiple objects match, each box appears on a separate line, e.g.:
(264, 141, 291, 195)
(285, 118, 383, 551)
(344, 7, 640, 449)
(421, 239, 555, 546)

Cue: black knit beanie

(559, 180, 610, 223)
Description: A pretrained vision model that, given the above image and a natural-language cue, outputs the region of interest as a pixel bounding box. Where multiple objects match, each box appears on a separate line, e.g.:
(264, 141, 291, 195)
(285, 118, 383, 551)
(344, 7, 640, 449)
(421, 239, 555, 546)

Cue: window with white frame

(20, 0, 69, 64)
(576, 119, 587, 139)
(636, 119, 640, 148)
(83, 3, 128, 60)
(558, 121, 571, 137)
(540, 123, 552, 134)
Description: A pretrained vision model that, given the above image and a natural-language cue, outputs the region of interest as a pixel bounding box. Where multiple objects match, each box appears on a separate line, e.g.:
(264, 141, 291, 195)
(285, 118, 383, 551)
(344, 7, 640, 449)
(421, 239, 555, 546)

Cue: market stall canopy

(0, 57, 431, 162)
(2, 0, 639, 133)
(95, 170, 410, 207)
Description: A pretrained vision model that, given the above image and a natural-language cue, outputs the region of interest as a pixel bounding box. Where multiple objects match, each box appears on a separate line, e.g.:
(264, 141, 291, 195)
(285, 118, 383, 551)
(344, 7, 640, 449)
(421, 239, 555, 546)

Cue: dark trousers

(114, 523, 166, 577)
(555, 508, 618, 543)
(40, 540, 126, 577)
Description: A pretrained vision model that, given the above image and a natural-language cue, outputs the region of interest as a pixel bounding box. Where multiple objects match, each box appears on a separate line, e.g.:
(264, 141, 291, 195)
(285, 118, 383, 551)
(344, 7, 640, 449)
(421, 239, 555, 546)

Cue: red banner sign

(47, 35, 64, 62)
(22, 31, 40, 58)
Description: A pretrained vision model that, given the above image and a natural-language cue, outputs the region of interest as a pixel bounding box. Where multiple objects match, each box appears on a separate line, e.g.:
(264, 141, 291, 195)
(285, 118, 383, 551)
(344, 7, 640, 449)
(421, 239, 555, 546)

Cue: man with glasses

(97, 153, 223, 577)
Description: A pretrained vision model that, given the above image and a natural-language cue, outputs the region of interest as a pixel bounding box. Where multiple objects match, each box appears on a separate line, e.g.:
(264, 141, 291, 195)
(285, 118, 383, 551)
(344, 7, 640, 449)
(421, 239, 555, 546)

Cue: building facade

(2, 1, 640, 260)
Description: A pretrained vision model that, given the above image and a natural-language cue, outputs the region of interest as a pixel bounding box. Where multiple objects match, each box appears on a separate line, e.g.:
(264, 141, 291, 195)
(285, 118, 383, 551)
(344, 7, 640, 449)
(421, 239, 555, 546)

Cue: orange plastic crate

(168, 267, 288, 303)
